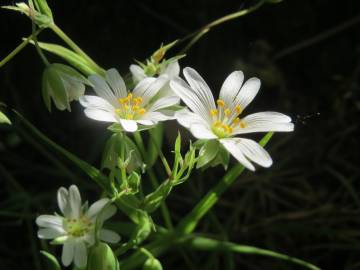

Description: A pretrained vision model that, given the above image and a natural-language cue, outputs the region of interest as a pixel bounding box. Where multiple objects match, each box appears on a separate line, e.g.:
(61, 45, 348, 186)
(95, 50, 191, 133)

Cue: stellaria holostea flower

(170, 67, 294, 171)
(36, 185, 120, 268)
(79, 69, 179, 132)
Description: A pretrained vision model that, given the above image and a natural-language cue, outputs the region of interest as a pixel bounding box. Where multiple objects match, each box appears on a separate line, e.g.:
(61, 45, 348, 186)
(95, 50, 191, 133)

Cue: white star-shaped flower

(36, 185, 120, 268)
(79, 69, 179, 132)
(170, 67, 294, 171)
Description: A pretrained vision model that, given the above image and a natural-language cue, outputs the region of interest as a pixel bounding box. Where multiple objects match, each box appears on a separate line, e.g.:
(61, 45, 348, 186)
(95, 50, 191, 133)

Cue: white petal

(88, 74, 118, 106)
(105, 68, 127, 98)
(38, 228, 65, 239)
(148, 95, 180, 112)
(84, 108, 117, 123)
(74, 242, 87, 268)
(189, 123, 217, 140)
(233, 77, 261, 112)
(99, 229, 121, 244)
(175, 109, 207, 129)
(141, 75, 168, 104)
(164, 61, 180, 78)
(62, 240, 75, 267)
(86, 198, 110, 219)
(120, 119, 138, 132)
(130, 64, 146, 83)
(234, 112, 294, 135)
(136, 119, 155, 126)
(170, 77, 212, 124)
(183, 67, 216, 111)
(141, 111, 172, 122)
(69, 185, 82, 219)
(219, 71, 244, 106)
(79, 95, 114, 111)
(220, 138, 255, 171)
(97, 205, 117, 223)
(57, 187, 68, 216)
(132, 77, 156, 98)
(36, 215, 63, 228)
(221, 138, 272, 169)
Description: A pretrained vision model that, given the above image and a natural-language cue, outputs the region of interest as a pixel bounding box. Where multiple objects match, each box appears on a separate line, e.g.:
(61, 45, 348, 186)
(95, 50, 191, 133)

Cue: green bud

(151, 40, 177, 63)
(34, 0, 53, 19)
(2, 2, 53, 28)
(86, 243, 119, 270)
(42, 63, 88, 112)
(196, 140, 219, 169)
(125, 171, 141, 194)
(143, 258, 163, 270)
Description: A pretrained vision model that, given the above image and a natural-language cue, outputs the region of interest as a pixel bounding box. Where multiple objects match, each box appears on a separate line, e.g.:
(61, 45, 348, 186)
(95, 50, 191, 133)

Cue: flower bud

(143, 257, 163, 270)
(86, 243, 119, 270)
(42, 63, 88, 111)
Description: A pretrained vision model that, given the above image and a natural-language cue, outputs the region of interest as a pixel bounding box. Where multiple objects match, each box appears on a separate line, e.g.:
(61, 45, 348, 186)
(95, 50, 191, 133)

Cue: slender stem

(179, 0, 266, 54)
(49, 24, 104, 74)
(176, 132, 273, 235)
(31, 17, 49, 66)
(133, 131, 174, 229)
(0, 28, 43, 68)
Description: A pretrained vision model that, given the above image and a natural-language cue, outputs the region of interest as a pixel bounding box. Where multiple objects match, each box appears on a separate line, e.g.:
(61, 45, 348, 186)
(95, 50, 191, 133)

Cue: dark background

(1, 0, 360, 269)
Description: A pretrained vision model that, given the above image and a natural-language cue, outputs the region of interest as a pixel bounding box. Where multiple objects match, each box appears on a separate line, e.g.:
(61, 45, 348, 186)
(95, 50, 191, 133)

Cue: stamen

(239, 121, 246, 128)
(235, 105, 242, 114)
(216, 99, 225, 107)
(224, 108, 231, 116)
(210, 109, 218, 116)
(138, 108, 146, 115)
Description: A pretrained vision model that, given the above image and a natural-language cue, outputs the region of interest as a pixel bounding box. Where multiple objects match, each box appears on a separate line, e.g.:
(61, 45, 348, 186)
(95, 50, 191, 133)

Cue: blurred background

(1, 0, 360, 269)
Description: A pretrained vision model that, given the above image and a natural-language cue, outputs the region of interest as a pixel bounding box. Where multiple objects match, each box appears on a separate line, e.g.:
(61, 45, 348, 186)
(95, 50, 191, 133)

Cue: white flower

(36, 185, 120, 268)
(170, 67, 294, 171)
(130, 60, 180, 83)
(79, 69, 179, 132)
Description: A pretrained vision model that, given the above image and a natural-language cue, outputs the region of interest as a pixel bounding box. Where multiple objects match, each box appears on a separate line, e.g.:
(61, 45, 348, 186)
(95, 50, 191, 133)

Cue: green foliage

(0, 110, 11, 125)
(42, 63, 88, 111)
(143, 257, 163, 270)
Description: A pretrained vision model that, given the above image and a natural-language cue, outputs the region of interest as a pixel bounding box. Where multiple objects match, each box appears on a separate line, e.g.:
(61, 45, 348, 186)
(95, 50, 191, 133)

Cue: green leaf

(147, 123, 164, 167)
(208, 144, 230, 170)
(87, 243, 119, 270)
(28, 41, 98, 75)
(142, 180, 173, 213)
(196, 139, 219, 169)
(0, 111, 11, 125)
(127, 171, 141, 194)
(185, 236, 320, 270)
(40, 250, 61, 270)
(143, 258, 163, 270)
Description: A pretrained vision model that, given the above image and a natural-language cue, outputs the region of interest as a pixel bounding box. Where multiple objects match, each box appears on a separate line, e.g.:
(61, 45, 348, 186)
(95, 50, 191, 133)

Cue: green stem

(133, 131, 174, 229)
(179, 0, 266, 54)
(31, 17, 49, 66)
(49, 24, 104, 74)
(176, 132, 273, 235)
(0, 28, 43, 68)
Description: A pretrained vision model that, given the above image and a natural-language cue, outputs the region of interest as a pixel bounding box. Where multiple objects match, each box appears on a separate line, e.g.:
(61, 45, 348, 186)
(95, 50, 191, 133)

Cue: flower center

(210, 99, 246, 138)
(65, 216, 93, 237)
(115, 93, 146, 120)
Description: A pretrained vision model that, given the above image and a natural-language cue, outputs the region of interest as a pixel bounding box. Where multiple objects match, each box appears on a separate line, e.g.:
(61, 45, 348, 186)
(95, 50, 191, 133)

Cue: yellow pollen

(216, 99, 225, 107)
(235, 105, 242, 114)
(138, 108, 146, 115)
(240, 121, 246, 128)
(115, 108, 121, 114)
(210, 109, 218, 116)
(232, 117, 240, 125)
(136, 97, 143, 104)
(132, 105, 140, 111)
(224, 108, 231, 116)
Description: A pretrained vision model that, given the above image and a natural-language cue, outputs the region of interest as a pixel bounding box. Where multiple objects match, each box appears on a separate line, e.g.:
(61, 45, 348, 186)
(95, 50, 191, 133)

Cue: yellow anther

(224, 108, 231, 116)
(127, 93, 133, 100)
(239, 121, 246, 128)
(136, 97, 143, 104)
(235, 105, 242, 114)
(132, 105, 140, 111)
(115, 108, 122, 114)
(216, 99, 225, 107)
(232, 117, 240, 126)
(210, 109, 218, 116)
(124, 105, 129, 110)
(138, 108, 146, 115)
(118, 98, 126, 104)
(214, 121, 222, 127)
